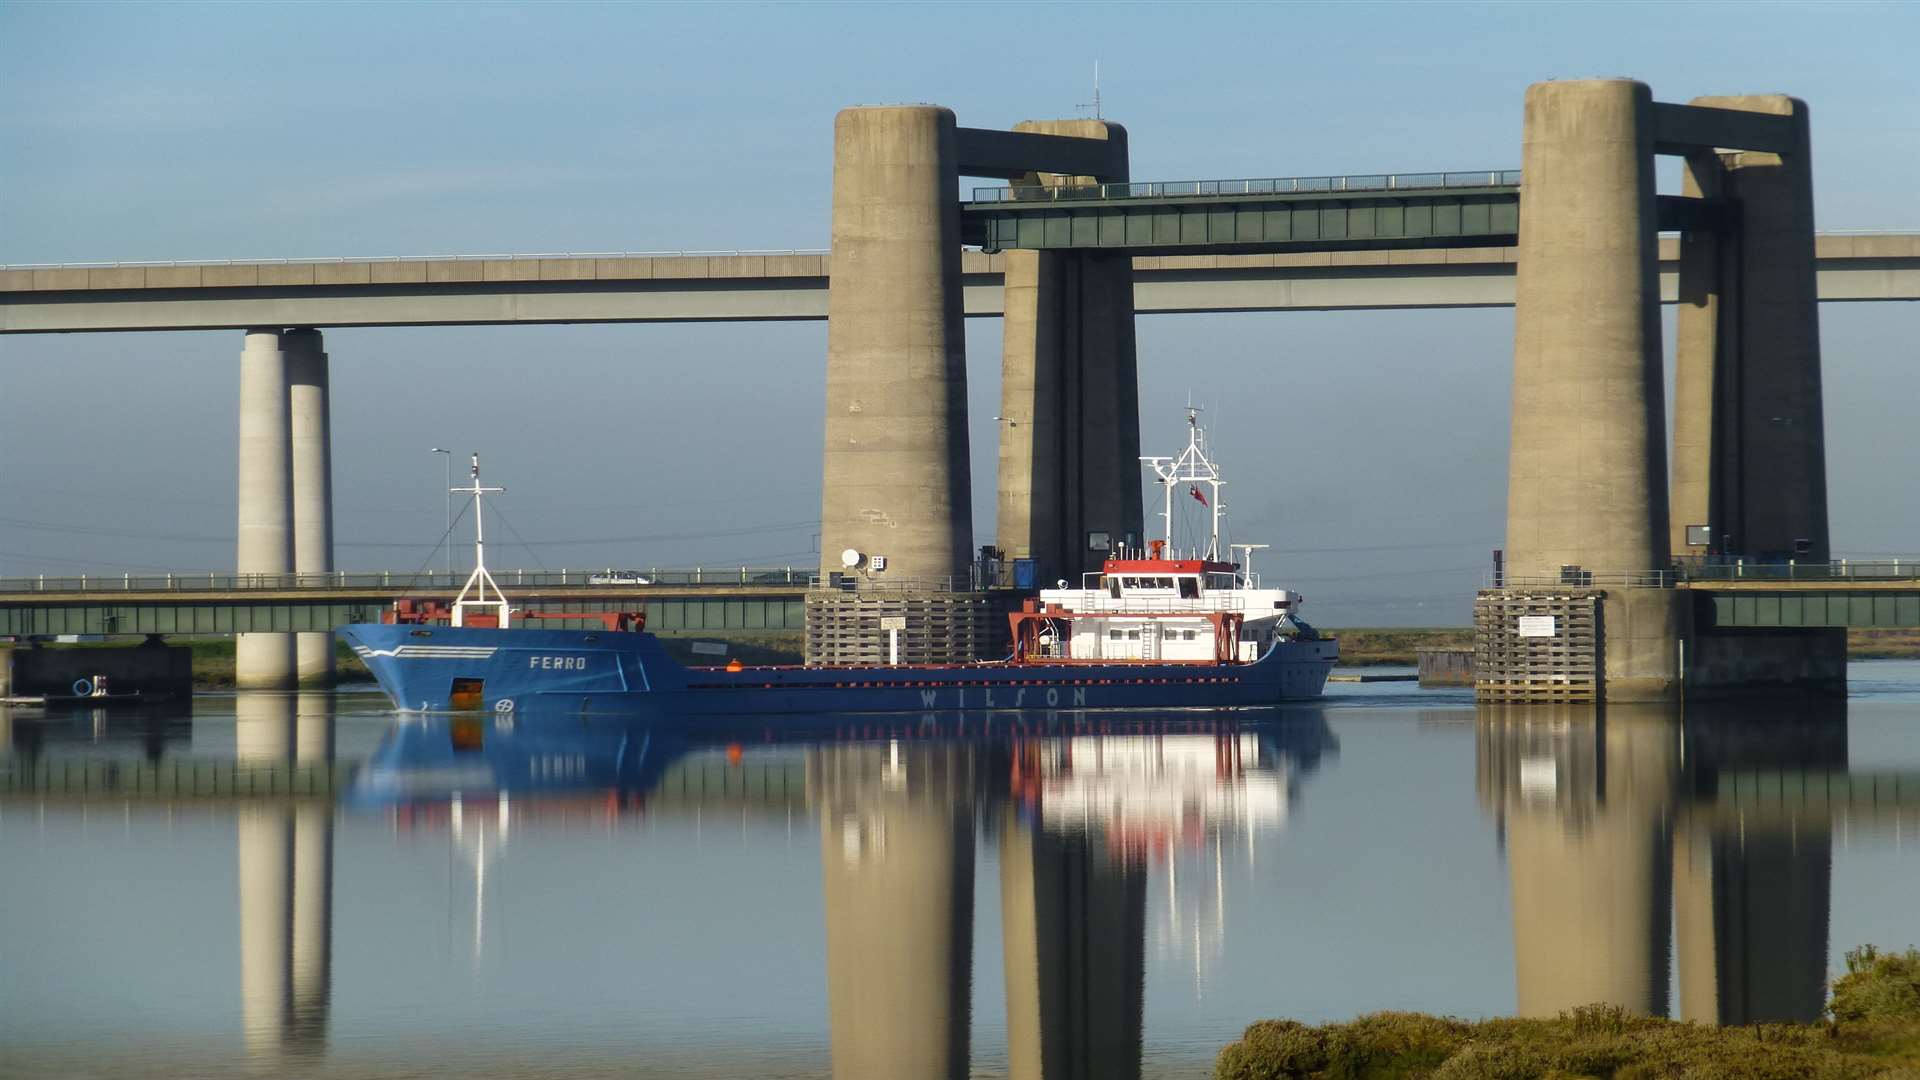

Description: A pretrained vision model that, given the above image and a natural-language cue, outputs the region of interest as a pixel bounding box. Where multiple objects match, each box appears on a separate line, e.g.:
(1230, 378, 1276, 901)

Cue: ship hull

(340, 624, 1337, 717)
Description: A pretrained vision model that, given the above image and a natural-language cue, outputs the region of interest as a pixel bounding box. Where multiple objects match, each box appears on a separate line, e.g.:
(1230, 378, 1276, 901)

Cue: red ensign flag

(1189, 485, 1208, 507)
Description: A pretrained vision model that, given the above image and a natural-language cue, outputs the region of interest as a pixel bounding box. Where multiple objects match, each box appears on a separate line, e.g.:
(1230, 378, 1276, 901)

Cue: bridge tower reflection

(1673, 707, 1841, 1024)
(811, 741, 978, 1080)
(1479, 703, 1840, 1022)
(997, 800, 1146, 1080)
(234, 692, 334, 1062)
(1480, 705, 1678, 1017)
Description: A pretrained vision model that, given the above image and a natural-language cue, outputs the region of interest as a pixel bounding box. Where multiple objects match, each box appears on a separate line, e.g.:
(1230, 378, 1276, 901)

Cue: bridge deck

(0, 574, 808, 637)
(3, 234, 1914, 332)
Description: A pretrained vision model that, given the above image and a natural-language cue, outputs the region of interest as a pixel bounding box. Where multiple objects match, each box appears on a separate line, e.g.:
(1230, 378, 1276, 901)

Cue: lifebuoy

(72, 677, 94, 697)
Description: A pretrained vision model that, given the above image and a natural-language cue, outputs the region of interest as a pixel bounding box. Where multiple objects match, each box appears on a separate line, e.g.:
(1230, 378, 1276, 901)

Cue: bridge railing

(1489, 559, 1920, 589)
(970, 170, 1523, 204)
(1681, 559, 1920, 583)
(0, 567, 807, 593)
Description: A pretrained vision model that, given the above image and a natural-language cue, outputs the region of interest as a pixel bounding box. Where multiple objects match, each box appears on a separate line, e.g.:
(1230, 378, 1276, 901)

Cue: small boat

(343, 420, 1337, 718)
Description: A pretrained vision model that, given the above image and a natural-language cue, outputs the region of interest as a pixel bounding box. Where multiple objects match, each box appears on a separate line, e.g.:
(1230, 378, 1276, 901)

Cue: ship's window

(1183, 629, 1197, 640)
(1154, 577, 1172, 589)
(1123, 576, 1142, 589)
(1109, 629, 1124, 641)
(450, 678, 485, 711)
(1127, 629, 1140, 640)
(1179, 577, 1200, 599)
(1109, 577, 1122, 599)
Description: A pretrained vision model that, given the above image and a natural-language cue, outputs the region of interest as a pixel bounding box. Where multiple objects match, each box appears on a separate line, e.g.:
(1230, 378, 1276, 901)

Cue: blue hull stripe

(341, 624, 1337, 716)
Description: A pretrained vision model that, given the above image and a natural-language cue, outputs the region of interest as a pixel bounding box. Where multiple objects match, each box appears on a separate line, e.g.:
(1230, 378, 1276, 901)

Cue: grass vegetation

(1216, 947, 1920, 1080)
(1324, 628, 1475, 667)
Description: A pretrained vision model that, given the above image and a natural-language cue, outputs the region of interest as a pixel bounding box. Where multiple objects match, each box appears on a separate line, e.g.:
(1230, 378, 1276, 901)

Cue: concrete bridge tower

(996, 119, 1142, 586)
(1482, 79, 1838, 702)
(809, 106, 1135, 664)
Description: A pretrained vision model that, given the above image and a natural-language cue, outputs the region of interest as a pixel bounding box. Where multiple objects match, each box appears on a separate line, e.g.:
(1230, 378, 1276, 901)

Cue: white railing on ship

(1045, 592, 1249, 613)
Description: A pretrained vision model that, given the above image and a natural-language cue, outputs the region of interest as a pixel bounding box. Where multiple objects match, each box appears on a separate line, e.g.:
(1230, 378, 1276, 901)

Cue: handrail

(806, 574, 985, 593)
(1489, 558, 1920, 590)
(8, 231, 1914, 274)
(970, 170, 1524, 204)
(0, 567, 805, 593)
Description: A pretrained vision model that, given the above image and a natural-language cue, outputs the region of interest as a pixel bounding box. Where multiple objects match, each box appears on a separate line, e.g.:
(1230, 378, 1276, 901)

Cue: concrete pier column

(819, 106, 973, 587)
(997, 119, 1140, 582)
(1506, 80, 1668, 583)
(997, 250, 1066, 579)
(285, 329, 336, 685)
(236, 329, 295, 689)
(1670, 151, 1735, 561)
(814, 742, 975, 1079)
(1671, 96, 1826, 563)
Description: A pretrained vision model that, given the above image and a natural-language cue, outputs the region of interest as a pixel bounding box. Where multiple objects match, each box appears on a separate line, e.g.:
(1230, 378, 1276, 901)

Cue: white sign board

(1517, 615, 1557, 638)
(880, 616, 907, 631)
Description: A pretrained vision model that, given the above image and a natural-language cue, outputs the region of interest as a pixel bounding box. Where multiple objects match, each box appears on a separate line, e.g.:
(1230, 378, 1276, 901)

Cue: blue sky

(2, 0, 1918, 624)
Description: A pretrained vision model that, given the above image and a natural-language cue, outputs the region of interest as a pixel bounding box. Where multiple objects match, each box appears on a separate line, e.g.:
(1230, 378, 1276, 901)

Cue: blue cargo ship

(344, 424, 1337, 718)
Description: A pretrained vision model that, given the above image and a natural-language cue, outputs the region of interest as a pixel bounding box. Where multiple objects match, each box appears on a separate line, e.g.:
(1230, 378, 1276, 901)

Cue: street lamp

(430, 448, 453, 578)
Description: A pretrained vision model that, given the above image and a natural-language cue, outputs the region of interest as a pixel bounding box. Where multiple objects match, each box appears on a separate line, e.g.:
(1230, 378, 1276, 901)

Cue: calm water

(4, 667, 1919, 1079)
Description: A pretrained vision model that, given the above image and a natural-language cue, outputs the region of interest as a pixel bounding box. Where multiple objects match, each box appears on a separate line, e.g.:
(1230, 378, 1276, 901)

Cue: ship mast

(1141, 407, 1225, 560)
(449, 453, 510, 628)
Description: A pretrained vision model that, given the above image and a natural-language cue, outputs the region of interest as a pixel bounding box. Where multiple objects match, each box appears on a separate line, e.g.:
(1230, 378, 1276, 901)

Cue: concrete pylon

(285, 329, 335, 685)
(819, 106, 973, 587)
(999, 816, 1145, 1080)
(1670, 96, 1827, 563)
(236, 329, 296, 689)
(997, 119, 1141, 583)
(1507, 80, 1669, 583)
(1479, 705, 1679, 1017)
(814, 742, 974, 1080)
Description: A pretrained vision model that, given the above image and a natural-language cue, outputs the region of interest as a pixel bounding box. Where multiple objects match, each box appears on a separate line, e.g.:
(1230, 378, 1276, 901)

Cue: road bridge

(2, 231, 1914, 333)
(7, 86, 1917, 689)
(0, 568, 808, 637)
(1494, 562, 1920, 629)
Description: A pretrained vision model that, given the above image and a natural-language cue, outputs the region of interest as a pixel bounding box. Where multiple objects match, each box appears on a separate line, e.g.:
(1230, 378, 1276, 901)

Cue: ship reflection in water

(353, 709, 1337, 1080)
(4, 687, 1919, 1077)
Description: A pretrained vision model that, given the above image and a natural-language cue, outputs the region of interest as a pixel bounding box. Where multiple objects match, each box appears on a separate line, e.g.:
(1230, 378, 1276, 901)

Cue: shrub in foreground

(1218, 946, 1920, 1080)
